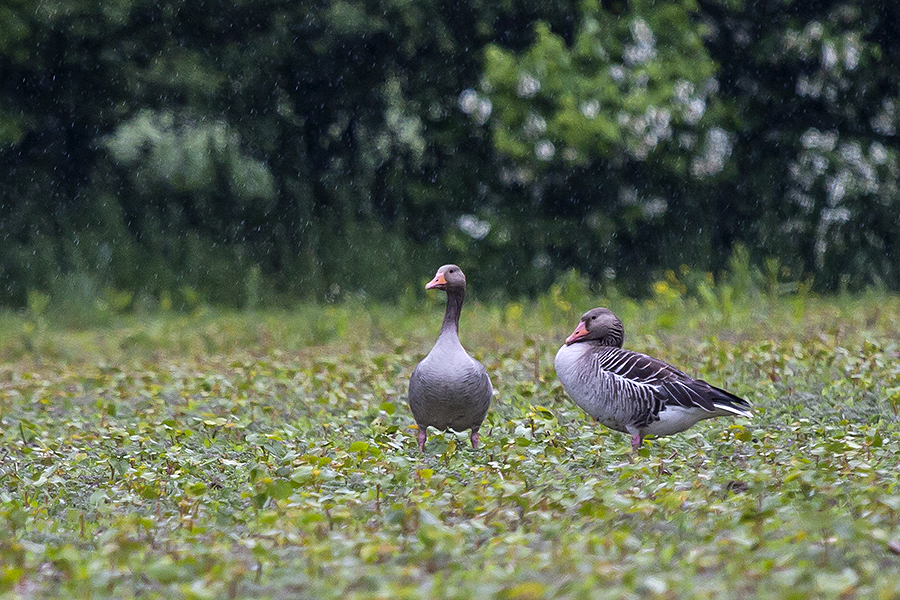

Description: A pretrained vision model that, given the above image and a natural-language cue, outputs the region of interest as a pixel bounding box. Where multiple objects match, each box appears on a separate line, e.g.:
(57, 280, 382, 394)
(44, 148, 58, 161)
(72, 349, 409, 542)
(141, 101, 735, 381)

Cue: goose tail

(710, 385, 752, 419)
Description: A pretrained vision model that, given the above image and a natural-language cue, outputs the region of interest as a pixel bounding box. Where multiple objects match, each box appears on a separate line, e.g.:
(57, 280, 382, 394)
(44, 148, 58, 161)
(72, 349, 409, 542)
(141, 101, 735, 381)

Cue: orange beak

(565, 321, 589, 345)
(425, 272, 447, 290)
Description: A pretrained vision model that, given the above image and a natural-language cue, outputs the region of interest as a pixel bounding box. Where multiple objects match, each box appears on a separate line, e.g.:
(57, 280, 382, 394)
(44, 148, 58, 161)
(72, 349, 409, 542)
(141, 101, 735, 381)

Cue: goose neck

(440, 287, 464, 336)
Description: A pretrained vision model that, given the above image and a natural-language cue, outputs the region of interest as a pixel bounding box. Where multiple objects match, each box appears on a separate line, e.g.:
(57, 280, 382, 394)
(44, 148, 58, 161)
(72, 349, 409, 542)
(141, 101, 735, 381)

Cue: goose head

(565, 307, 625, 347)
(425, 264, 466, 292)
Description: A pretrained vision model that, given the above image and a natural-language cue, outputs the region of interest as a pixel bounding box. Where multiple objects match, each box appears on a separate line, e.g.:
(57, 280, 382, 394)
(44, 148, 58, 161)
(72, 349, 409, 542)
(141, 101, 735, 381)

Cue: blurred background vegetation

(1, 0, 898, 312)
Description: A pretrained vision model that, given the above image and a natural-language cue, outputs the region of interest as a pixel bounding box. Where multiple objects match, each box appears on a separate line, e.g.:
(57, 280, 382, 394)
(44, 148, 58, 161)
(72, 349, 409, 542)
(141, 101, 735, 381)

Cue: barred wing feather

(594, 348, 751, 425)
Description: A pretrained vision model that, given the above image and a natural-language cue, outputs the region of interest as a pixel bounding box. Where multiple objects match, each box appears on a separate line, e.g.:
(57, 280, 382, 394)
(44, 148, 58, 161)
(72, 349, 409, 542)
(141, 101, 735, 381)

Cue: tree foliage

(0, 0, 898, 307)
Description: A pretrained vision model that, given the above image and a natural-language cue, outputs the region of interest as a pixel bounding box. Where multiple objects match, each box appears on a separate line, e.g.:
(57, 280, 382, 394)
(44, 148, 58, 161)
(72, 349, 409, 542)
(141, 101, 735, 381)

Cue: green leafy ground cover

(2, 291, 900, 599)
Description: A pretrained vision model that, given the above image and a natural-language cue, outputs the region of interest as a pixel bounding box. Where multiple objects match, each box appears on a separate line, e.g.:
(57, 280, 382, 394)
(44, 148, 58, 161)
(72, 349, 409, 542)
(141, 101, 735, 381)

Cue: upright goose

(408, 264, 493, 452)
(555, 308, 751, 451)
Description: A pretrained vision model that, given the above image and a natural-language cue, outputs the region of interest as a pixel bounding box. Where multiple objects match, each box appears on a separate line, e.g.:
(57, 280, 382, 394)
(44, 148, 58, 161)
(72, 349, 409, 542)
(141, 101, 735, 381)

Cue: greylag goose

(408, 264, 493, 452)
(555, 307, 751, 451)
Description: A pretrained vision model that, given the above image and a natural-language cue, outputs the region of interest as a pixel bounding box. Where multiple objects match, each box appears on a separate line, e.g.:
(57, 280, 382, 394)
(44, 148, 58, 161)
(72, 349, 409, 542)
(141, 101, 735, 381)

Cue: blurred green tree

(0, 0, 898, 308)
(479, 0, 900, 293)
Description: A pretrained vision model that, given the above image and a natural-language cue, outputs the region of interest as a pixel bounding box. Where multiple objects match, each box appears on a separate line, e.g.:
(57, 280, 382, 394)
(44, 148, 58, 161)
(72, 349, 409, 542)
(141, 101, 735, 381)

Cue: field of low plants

(2, 282, 900, 599)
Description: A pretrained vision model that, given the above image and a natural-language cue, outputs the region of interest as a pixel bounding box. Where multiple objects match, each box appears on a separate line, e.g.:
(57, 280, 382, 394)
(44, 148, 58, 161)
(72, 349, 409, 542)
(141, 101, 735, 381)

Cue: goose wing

(595, 348, 750, 426)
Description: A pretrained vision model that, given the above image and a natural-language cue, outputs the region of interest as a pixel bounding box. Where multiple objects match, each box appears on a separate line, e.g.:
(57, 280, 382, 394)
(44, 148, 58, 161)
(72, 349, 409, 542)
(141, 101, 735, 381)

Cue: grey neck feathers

(440, 287, 465, 336)
(588, 318, 624, 347)
(603, 322, 625, 347)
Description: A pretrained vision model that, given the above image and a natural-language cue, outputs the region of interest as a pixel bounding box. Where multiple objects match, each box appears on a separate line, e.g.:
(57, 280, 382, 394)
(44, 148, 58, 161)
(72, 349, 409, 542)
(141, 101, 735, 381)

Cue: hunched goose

(408, 265, 493, 452)
(555, 307, 751, 451)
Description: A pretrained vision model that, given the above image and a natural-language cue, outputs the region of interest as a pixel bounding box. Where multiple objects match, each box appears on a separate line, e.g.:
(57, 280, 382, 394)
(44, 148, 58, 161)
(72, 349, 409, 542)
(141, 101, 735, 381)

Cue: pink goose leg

(417, 428, 427, 452)
(631, 432, 643, 452)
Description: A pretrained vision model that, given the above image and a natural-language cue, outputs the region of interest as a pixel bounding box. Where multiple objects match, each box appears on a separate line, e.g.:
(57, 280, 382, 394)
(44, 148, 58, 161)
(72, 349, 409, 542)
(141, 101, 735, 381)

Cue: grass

(1, 289, 900, 599)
